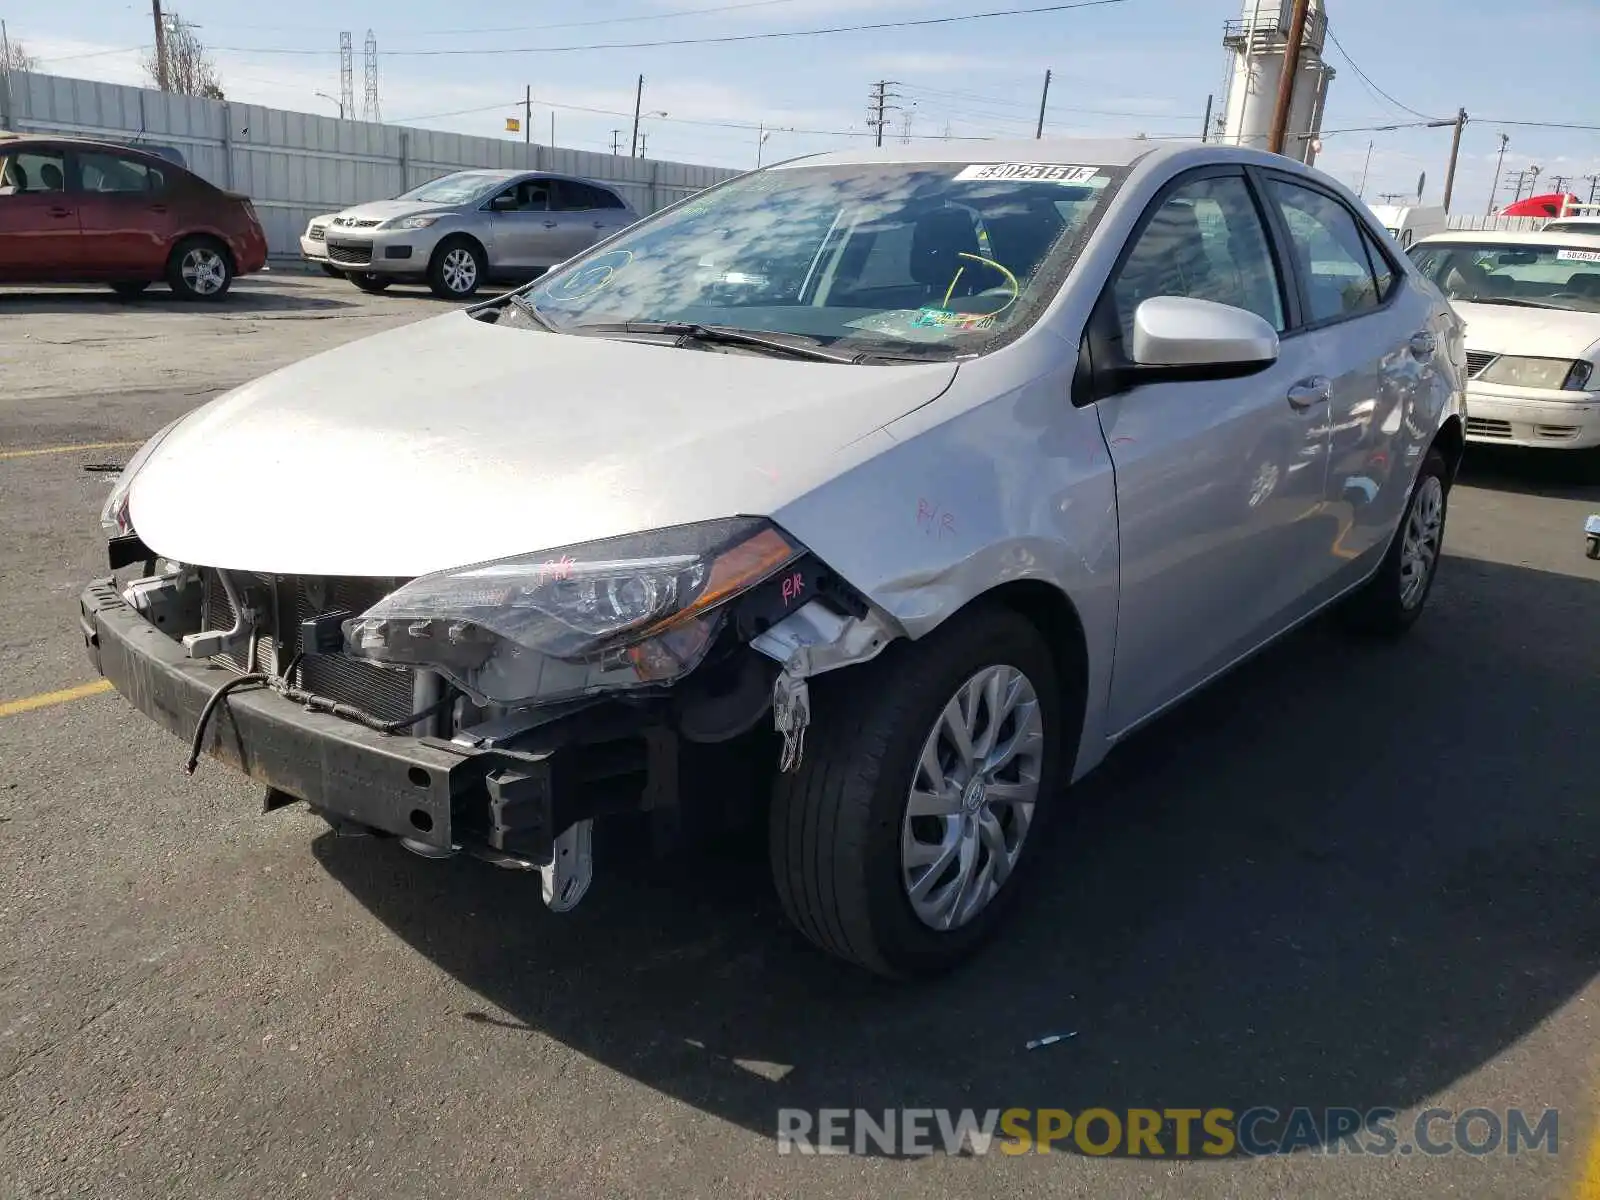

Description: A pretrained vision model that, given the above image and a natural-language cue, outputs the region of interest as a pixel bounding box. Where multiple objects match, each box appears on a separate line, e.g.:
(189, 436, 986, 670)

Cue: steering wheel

(942, 253, 1020, 317)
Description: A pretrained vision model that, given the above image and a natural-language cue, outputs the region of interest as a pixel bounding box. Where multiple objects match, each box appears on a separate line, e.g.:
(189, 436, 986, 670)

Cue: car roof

(0, 132, 185, 166)
(434, 167, 627, 190)
(1412, 229, 1600, 248)
(772, 136, 1169, 171)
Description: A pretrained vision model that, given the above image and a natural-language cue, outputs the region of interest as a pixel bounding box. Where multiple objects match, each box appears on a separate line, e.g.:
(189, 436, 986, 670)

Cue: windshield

(1409, 241, 1600, 312)
(512, 160, 1128, 359)
(395, 172, 506, 205)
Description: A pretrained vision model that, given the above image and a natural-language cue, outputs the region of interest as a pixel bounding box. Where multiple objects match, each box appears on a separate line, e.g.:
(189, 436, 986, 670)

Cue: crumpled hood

(331, 200, 451, 224)
(130, 313, 957, 577)
(1454, 301, 1600, 360)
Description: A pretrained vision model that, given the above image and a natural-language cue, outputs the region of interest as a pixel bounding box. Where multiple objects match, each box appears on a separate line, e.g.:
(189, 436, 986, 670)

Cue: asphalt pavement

(2, 276, 1598, 1199)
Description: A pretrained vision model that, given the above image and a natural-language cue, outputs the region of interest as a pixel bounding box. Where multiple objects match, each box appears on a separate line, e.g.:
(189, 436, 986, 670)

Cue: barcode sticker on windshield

(955, 163, 1103, 184)
(1556, 248, 1600, 263)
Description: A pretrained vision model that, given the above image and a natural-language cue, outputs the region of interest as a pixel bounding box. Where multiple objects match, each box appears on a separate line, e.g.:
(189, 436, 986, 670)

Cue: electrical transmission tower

(339, 32, 354, 120)
(363, 29, 380, 123)
(866, 80, 900, 148)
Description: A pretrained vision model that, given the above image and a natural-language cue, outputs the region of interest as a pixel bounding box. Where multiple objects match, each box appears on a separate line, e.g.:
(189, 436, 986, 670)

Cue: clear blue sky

(8, 0, 1598, 209)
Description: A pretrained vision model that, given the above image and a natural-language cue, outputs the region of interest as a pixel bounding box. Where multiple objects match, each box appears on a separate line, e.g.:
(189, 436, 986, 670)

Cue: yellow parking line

(0, 440, 141, 461)
(1576, 1105, 1600, 1199)
(0, 679, 113, 718)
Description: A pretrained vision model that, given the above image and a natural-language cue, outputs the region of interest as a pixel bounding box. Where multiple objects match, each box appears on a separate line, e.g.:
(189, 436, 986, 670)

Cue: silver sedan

(86, 138, 1467, 978)
(321, 169, 639, 299)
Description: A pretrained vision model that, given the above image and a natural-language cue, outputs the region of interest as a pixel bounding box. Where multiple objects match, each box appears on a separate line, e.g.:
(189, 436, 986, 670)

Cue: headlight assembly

(99, 415, 186, 537)
(342, 518, 802, 706)
(1477, 355, 1583, 390)
(384, 214, 442, 230)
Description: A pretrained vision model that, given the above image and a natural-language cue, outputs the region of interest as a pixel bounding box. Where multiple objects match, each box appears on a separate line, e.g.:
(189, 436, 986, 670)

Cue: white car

(300, 213, 340, 276)
(84, 138, 1465, 978)
(1408, 231, 1600, 450)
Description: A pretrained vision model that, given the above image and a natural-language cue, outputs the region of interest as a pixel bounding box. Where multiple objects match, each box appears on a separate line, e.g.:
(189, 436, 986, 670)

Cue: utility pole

(550, 111, 555, 149)
(637, 132, 647, 157)
(1035, 69, 1051, 139)
(629, 74, 644, 157)
(1586, 174, 1599, 205)
(151, 0, 169, 92)
(1440, 107, 1467, 214)
(1509, 168, 1527, 205)
(610, 129, 622, 155)
(524, 86, 531, 146)
(1267, 0, 1311, 155)
(867, 80, 900, 148)
(1201, 92, 1213, 143)
(1551, 174, 1569, 195)
(1487, 132, 1509, 215)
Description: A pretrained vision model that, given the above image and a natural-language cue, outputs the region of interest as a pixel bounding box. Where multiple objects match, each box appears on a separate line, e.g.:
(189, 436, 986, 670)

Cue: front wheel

(769, 605, 1066, 978)
(427, 238, 485, 300)
(167, 237, 233, 301)
(1338, 446, 1450, 635)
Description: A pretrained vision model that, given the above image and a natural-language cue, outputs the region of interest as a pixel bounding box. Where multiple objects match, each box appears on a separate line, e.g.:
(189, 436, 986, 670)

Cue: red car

(0, 134, 267, 300)
(1499, 191, 1581, 219)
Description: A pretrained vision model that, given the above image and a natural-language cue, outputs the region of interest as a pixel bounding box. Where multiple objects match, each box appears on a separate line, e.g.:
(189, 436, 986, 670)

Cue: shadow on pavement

(0, 278, 360, 314)
(313, 555, 1600, 1157)
(1460, 444, 1600, 502)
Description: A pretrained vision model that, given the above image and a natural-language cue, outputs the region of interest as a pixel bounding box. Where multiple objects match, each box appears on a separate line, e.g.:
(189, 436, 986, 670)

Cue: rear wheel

(427, 237, 485, 300)
(110, 282, 150, 299)
(769, 605, 1066, 978)
(349, 273, 391, 293)
(167, 237, 233, 301)
(1339, 447, 1449, 635)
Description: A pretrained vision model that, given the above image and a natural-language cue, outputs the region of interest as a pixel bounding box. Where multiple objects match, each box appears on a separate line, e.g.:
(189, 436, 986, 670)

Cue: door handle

(1408, 330, 1436, 359)
(1286, 376, 1331, 411)
(542, 220, 558, 228)
(148, 204, 168, 214)
(48, 205, 73, 218)
(592, 221, 606, 228)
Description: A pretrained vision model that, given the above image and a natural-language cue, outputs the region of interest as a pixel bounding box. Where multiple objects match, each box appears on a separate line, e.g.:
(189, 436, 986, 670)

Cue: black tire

(166, 236, 233, 301)
(349, 273, 391, 293)
(769, 604, 1068, 979)
(320, 263, 344, 278)
(427, 237, 486, 300)
(1339, 446, 1450, 635)
(1586, 535, 1600, 561)
(110, 281, 150, 299)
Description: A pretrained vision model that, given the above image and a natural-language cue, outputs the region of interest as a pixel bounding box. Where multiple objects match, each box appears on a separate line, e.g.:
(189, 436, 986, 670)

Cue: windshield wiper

(504, 292, 561, 330)
(1459, 297, 1570, 310)
(567, 321, 861, 364)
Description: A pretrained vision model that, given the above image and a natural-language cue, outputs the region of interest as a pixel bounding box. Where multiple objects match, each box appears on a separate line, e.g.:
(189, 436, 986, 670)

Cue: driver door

(485, 178, 553, 272)
(1094, 167, 1333, 733)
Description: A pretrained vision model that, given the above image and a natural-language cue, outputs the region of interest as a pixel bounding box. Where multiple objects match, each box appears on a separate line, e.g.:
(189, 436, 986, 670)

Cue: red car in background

(0, 134, 267, 300)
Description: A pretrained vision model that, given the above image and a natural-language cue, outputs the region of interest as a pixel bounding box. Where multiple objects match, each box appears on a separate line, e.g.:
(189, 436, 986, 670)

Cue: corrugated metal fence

(0, 70, 740, 258)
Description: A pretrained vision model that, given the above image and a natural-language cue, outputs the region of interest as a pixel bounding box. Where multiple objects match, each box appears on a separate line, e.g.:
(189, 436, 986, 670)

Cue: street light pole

(1487, 132, 1508, 215)
(1357, 140, 1374, 199)
(1441, 107, 1467, 214)
(1267, 0, 1311, 154)
(314, 91, 343, 119)
(630, 74, 644, 158)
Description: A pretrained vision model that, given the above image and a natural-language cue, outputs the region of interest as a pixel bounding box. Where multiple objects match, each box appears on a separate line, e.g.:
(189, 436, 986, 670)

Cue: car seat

(38, 162, 64, 192)
(908, 207, 984, 306)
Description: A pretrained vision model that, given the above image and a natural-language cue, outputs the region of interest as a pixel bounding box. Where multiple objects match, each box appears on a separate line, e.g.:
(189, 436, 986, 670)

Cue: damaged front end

(81, 516, 899, 914)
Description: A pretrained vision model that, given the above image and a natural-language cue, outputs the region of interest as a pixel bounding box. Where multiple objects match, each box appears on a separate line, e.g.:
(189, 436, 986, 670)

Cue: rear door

(70, 148, 174, 277)
(0, 143, 81, 281)
(1094, 166, 1333, 733)
(1259, 172, 1422, 593)
(545, 181, 614, 261)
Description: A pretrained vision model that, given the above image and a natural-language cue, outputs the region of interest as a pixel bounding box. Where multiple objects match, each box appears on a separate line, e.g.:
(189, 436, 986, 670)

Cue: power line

(211, 0, 1131, 57)
(1324, 27, 1438, 122)
(195, 0, 813, 37)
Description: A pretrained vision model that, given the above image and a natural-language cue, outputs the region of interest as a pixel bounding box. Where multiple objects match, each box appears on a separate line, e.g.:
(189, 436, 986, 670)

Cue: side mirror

(1130, 296, 1279, 374)
(489, 193, 518, 212)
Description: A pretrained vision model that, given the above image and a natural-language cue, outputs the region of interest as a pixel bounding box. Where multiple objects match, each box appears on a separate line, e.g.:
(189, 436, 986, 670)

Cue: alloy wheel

(901, 664, 1045, 931)
(1399, 474, 1444, 609)
(181, 247, 227, 295)
(441, 248, 477, 294)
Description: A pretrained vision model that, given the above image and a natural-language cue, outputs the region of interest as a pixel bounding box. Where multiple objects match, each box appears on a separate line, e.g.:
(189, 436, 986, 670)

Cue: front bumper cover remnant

(79, 578, 672, 871)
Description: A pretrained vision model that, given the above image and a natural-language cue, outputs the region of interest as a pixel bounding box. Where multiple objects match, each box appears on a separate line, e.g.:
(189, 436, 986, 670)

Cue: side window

(0, 148, 68, 195)
(592, 186, 626, 210)
(496, 181, 548, 212)
(1269, 180, 1381, 323)
(76, 152, 161, 195)
(1360, 225, 1396, 301)
(552, 182, 608, 212)
(1111, 174, 1285, 343)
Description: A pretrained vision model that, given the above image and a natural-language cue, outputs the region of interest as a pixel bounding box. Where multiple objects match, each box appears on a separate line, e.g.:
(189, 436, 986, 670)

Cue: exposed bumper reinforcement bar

(79, 577, 554, 854)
